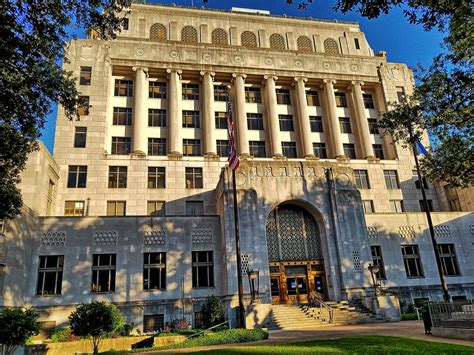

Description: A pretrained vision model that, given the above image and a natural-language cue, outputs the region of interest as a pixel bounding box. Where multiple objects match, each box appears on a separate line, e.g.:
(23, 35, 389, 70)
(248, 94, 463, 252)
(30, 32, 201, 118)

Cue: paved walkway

(144, 321, 473, 354)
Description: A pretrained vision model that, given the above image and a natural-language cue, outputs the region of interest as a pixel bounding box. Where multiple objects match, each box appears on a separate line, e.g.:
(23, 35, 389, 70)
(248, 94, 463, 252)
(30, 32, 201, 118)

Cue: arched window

(150, 23, 167, 41)
(241, 31, 257, 48)
(324, 38, 339, 54)
(181, 26, 198, 44)
(211, 28, 228, 46)
(297, 36, 313, 52)
(269, 33, 286, 50)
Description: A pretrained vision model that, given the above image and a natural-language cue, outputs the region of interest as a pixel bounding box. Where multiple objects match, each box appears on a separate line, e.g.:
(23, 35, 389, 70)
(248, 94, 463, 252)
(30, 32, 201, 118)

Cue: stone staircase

(269, 299, 388, 330)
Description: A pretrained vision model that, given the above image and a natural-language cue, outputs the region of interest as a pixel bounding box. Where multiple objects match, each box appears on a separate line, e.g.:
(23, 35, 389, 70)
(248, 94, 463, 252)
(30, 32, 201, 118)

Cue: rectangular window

(363, 94, 375, 109)
(122, 18, 129, 30)
(74, 127, 87, 148)
(186, 201, 204, 216)
(438, 244, 460, 276)
(143, 314, 164, 333)
(339, 117, 352, 133)
(108, 166, 127, 188)
(216, 140, 229, 157)
(78, 96, 89, 116)
(309, 116, 323, 132)
(335, 92, 347, 107)
(249, 141, 266, 158)
(182, 83, 199, 100)
(111, 137, 131, 155)
(306, 91, 319, 106)
(148, 167, 166, 189)
(276, 89, 291, 105)
(149, 81, 166, 99)
(36, 255, 63, 296)
(46, 180, 54, 216)
(147, 201, 165, 216)
(214, 85, 228, 101)
(183, 139, 201, 156)
(79, 66, 92, 85)
(282, 142, 297, 158)
(143, 253, 166, 290)
(67, 165, 87, 188)
(354, 170, 370, 189)
(91, 254, 116, 293)
(384, 170, 400, 189)
(244, 87, 261, 103)
(148, 138, 167, 156)
(354, 38, 360, 50)
(182, 110, 200, 128)
(192, 251, 214, 288)
(313, 143, 327, 159)
(419, 200, 434, 212)
(106, 201, 126, 216)
(413, 170, 428, 189)
(247, 113, 264, 130)
(279, 114, 294, 131)
(343, 144, 356, 159)
(373, 144, 384, 159)
(368, 119, 378, 134)
(362, 200, 374, 214)
(64, 201, 85, 216)
(114, 79, 133, 97)
(185, 168, 203, 189)
(389, 200, 404, 213)
(396, 87, 406, 102)
(401, 245, 424, 278)
(148, 109, 166, 127)
(371, 246, 386, 280)
(113, 107, 132, 126)
(215, 112, 228, 129)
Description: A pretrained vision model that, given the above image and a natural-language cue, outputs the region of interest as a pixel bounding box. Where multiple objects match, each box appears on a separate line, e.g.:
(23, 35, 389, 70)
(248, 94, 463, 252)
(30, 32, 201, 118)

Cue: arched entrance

(266, 203, 327, 304)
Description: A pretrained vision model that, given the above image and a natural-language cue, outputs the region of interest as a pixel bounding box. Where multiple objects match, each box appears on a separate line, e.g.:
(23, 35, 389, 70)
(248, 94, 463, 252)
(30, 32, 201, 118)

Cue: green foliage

(0, 308, 40, 355)
(69, 301, 124, 353)
(0, 0, 131, 220)
(401, 312, 419, 321)
(122, 324, 133, 336)
(49, 327, 78, 343)
(200, 296, 225, 328)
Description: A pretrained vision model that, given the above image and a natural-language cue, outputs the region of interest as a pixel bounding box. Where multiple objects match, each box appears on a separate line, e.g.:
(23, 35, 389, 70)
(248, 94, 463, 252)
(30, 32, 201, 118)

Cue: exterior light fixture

(247, 269, 260, 303)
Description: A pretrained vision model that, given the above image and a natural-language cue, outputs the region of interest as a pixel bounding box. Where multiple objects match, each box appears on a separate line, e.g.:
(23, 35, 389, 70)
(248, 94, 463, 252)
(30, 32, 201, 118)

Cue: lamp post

(247, 269, 260, 304)
(368, 263, 380, 296)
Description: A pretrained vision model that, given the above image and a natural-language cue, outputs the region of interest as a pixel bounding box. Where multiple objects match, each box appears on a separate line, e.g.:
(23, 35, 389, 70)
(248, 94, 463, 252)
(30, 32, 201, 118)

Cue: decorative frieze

(93, 231, 118, 246)
(399, 226, 416, 239)
(144, 230, 166, 245)
(192, 229, 213, 244)
(367, 226, 379, 239)
(434, 225, 451, 238)
(41, 232, 66, 248)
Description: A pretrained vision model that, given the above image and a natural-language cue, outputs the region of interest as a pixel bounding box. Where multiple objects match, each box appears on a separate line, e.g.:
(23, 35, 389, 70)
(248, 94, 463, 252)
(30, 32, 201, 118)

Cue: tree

(68, 301, 124, 354)
(0, 308, 40, 355)
(0, 0, 130, 220)
(200, 295, 225, 328)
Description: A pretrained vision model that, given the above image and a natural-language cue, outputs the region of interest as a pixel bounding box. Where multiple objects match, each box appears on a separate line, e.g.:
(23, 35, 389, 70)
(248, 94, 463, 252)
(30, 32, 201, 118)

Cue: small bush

(122, 324, 133, 336)
(401, 312, 419, 321)
(50, 327, 79, 342)
(200, 296, 225, 328)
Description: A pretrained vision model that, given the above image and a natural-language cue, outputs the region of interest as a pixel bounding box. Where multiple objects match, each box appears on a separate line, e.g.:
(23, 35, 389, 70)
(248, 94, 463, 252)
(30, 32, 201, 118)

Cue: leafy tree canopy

(0, 308, 40, 355)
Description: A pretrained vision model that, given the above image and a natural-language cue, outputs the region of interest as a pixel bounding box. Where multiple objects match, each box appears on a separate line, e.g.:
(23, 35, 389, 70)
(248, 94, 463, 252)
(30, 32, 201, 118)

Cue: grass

(195, 335, 474, 354)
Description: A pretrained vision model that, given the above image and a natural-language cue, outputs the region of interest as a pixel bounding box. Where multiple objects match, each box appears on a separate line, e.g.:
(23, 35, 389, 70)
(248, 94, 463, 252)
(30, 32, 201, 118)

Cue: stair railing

(309, 291, 334, 323)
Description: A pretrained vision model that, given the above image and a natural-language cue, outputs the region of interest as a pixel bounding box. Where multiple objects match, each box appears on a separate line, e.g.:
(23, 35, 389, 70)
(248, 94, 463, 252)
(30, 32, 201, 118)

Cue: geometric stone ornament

(241, 253, 250, 276)
(470, 224, 474, 237)
(399, 226, 416, 239)
(41, 232, 66, 248)
(367, 226, 379, 239)
(352, 250, 362, 272)
(434, 225, 451, 238)
(191, 229, 212, 244)
(144, 230, 166, 245)
(93, 231, 118, 246)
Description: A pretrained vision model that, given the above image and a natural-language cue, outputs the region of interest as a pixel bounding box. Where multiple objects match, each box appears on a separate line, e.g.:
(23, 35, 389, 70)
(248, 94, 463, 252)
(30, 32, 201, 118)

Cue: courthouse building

(1, 3, 473, 331)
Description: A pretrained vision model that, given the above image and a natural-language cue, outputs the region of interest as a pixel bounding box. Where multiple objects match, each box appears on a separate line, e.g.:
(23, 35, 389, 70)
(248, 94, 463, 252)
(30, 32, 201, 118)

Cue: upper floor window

(370, 246, 386, 280)
(91, 254, 116, 293)
(150, 23, 167, 41)
(413, 170, 429, 189)
(216, 140, 229, 157)
(269, 33, 286, 50)
(247, 113, 264, 130)
(113, 107, 132, 126)
(108, 166, 127, 188)
(182, 83, 199, 100)
(114, 79, 133, 97)
(181, 26, 198, 44)
(182, 110, 200, 128)
(306, 91, 319, 106)
(309, 116, 323, 132)
(362, 200, 374, 214)
(354, 38, 360, 49)
(148, 167, 166, 189)
(106, 201, 126, 216)
(79, 66, 92, 85)
(147, 201, 165, 216)
(215, 112, 228, 129)
(313, 143, 327, 159)
(297, 36, 313, 52)
(323, 38, 339, 54)
(183, 139, 201, 156)
(37, 255, 63, 296)
(279, 114, 294, 131)
(335, 92, 347, 107)
(211, 29, 228, 46)
(67, 165, 87, 188)
(185, 167, 203, 188)
(121, 18, 129, 31)
(282, 142, 297, 158)
(401, 245, 424, 278)
(276, 89, 291, 105)
(396, 87, 406, 102)
(354, 170, 370, 189)
(192, 251, 214, 288)
(245, 87, 261, 103)
(419, 200, 434, 212)
(149, 81, 166, 99)
(343, 144, 356, 159)
(74, 127, 87, 148)
(389, 200, 404, 213)
(373, 144, 384, 159)
(64, 201, 85, 216)
(339, 117, 352, 133)
(148, 138, 167, 156)
(186, 201, 204, 216)
(384, 170, 400, 189)
(363, 94, 375, 109)
(368, 119, 379, 134)
(143, 253, 166, 291)
(249, 141, 266, 158)
(241, 31, 257, 48)
(438, 244, 460, 276)
(214, 85, 228, 101)
(111, 137, 131, 155)
(148, 109, 166, 127)
(78, 96, 89, 116)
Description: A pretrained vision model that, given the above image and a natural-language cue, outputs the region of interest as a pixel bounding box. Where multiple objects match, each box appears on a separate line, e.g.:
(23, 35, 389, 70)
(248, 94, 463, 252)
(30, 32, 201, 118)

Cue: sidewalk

(144, 321, 474, 354)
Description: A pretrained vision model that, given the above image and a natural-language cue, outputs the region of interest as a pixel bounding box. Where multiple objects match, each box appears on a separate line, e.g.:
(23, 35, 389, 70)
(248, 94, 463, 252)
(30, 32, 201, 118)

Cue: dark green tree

(0, 308, 40, 355)
(68, 301, 124, 354)
(0, 0, 130, 220)
(200, 295, 225, 328)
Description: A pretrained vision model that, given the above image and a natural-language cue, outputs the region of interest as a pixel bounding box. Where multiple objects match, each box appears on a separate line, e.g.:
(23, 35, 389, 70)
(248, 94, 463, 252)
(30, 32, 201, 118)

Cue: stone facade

(1, 4, 473, 331)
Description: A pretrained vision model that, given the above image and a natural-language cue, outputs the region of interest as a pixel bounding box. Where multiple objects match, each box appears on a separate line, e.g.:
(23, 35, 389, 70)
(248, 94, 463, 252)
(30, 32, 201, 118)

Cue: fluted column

(351, 81, 374, 159)
(264, 75, 283, 157)
(200, 71, 216, 156)
(232, 73, 249, 156)
(167, 69, 182, 156)
(323, 79, 344, 158)
(294, 77, 314, 158)
(132, 67, 148, 154)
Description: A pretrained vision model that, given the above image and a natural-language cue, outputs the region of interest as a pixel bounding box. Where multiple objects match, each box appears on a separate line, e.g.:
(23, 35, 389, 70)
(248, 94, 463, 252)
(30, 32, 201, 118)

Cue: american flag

(226, 91, 240, 171)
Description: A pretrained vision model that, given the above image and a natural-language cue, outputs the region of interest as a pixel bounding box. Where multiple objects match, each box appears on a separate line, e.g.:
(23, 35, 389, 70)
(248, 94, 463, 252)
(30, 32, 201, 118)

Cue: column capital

(199, 71, 216, 80)
(232, 73, 247, 81)
(132, 67, 149, 77)
(293, 77, 308, 83)
(166, 68, 182, 79)
(350, 80, 364, 87)
(263, 75, 278, 81)
(321, 79, 337, 88)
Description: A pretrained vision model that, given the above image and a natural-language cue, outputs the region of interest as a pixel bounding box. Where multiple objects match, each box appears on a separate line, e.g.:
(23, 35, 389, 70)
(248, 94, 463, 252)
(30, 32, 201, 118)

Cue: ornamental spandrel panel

(93, 231, 118, 246)
(144, 230, 167, 245)
(41, 232, 66, 248)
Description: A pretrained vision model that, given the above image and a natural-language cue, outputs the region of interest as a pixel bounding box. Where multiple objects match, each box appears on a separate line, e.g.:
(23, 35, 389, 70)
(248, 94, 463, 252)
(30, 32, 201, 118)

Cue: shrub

(50, 327, 79, 342)
(401, 312, 419, 321)
(122, 324, 133, 336)
(200, 296, 225, 328)
(0, 308, 40, 355)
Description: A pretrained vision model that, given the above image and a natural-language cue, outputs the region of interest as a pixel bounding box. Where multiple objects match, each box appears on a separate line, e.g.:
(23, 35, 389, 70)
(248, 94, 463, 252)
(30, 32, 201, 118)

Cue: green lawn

(195, 335, 474, 354)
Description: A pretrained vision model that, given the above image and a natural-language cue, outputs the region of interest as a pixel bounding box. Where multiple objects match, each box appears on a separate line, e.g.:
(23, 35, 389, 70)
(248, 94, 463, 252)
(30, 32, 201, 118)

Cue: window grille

(297, 36, 313, 52)
(150, 23, 167, 41)
(269, 33, 286, 50)
(241, 31, 257, 48)
(181, 26, 198, 44)
(211, 28, 228, 45)
(324, 38, 339, 54)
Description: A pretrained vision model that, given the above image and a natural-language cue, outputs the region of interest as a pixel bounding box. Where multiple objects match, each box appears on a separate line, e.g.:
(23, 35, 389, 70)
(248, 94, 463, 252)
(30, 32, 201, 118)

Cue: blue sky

(41, 0, 445, 153)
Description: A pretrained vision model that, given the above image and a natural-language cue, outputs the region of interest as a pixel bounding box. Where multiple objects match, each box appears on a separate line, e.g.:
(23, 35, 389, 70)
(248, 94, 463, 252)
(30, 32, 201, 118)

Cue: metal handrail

(186, 320, 231, 339)
(309, 291, 334, 323)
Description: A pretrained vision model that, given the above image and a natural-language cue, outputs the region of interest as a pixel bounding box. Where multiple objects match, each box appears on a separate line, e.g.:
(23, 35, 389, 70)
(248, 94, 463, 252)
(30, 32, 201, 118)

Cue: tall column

(264, 75, 283, 157)
(374, 84, 397, 159)
(323, 79, 344, 158)
(200, 71, 217, 156)
(132, 67, 148, 154)
(232, 73, 249, 156)
(351, 81, 374, 159)
(167, 68, 182, 156)
(294, 77, 314, 158)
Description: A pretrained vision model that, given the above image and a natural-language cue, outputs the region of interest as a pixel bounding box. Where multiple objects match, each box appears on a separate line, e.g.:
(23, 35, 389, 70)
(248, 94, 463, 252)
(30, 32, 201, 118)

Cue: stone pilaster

(132, 66, 148, 155)
(374, 84, 397, 159)
(294, 77, 315, 158)
(232, 73, 249, 156)
(200, 71, 217, 157)
(264, 75, 283, 157)
(167, 68, 182, 156)
(323, 79, 344, 158)
(351, 81, 374, 159)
